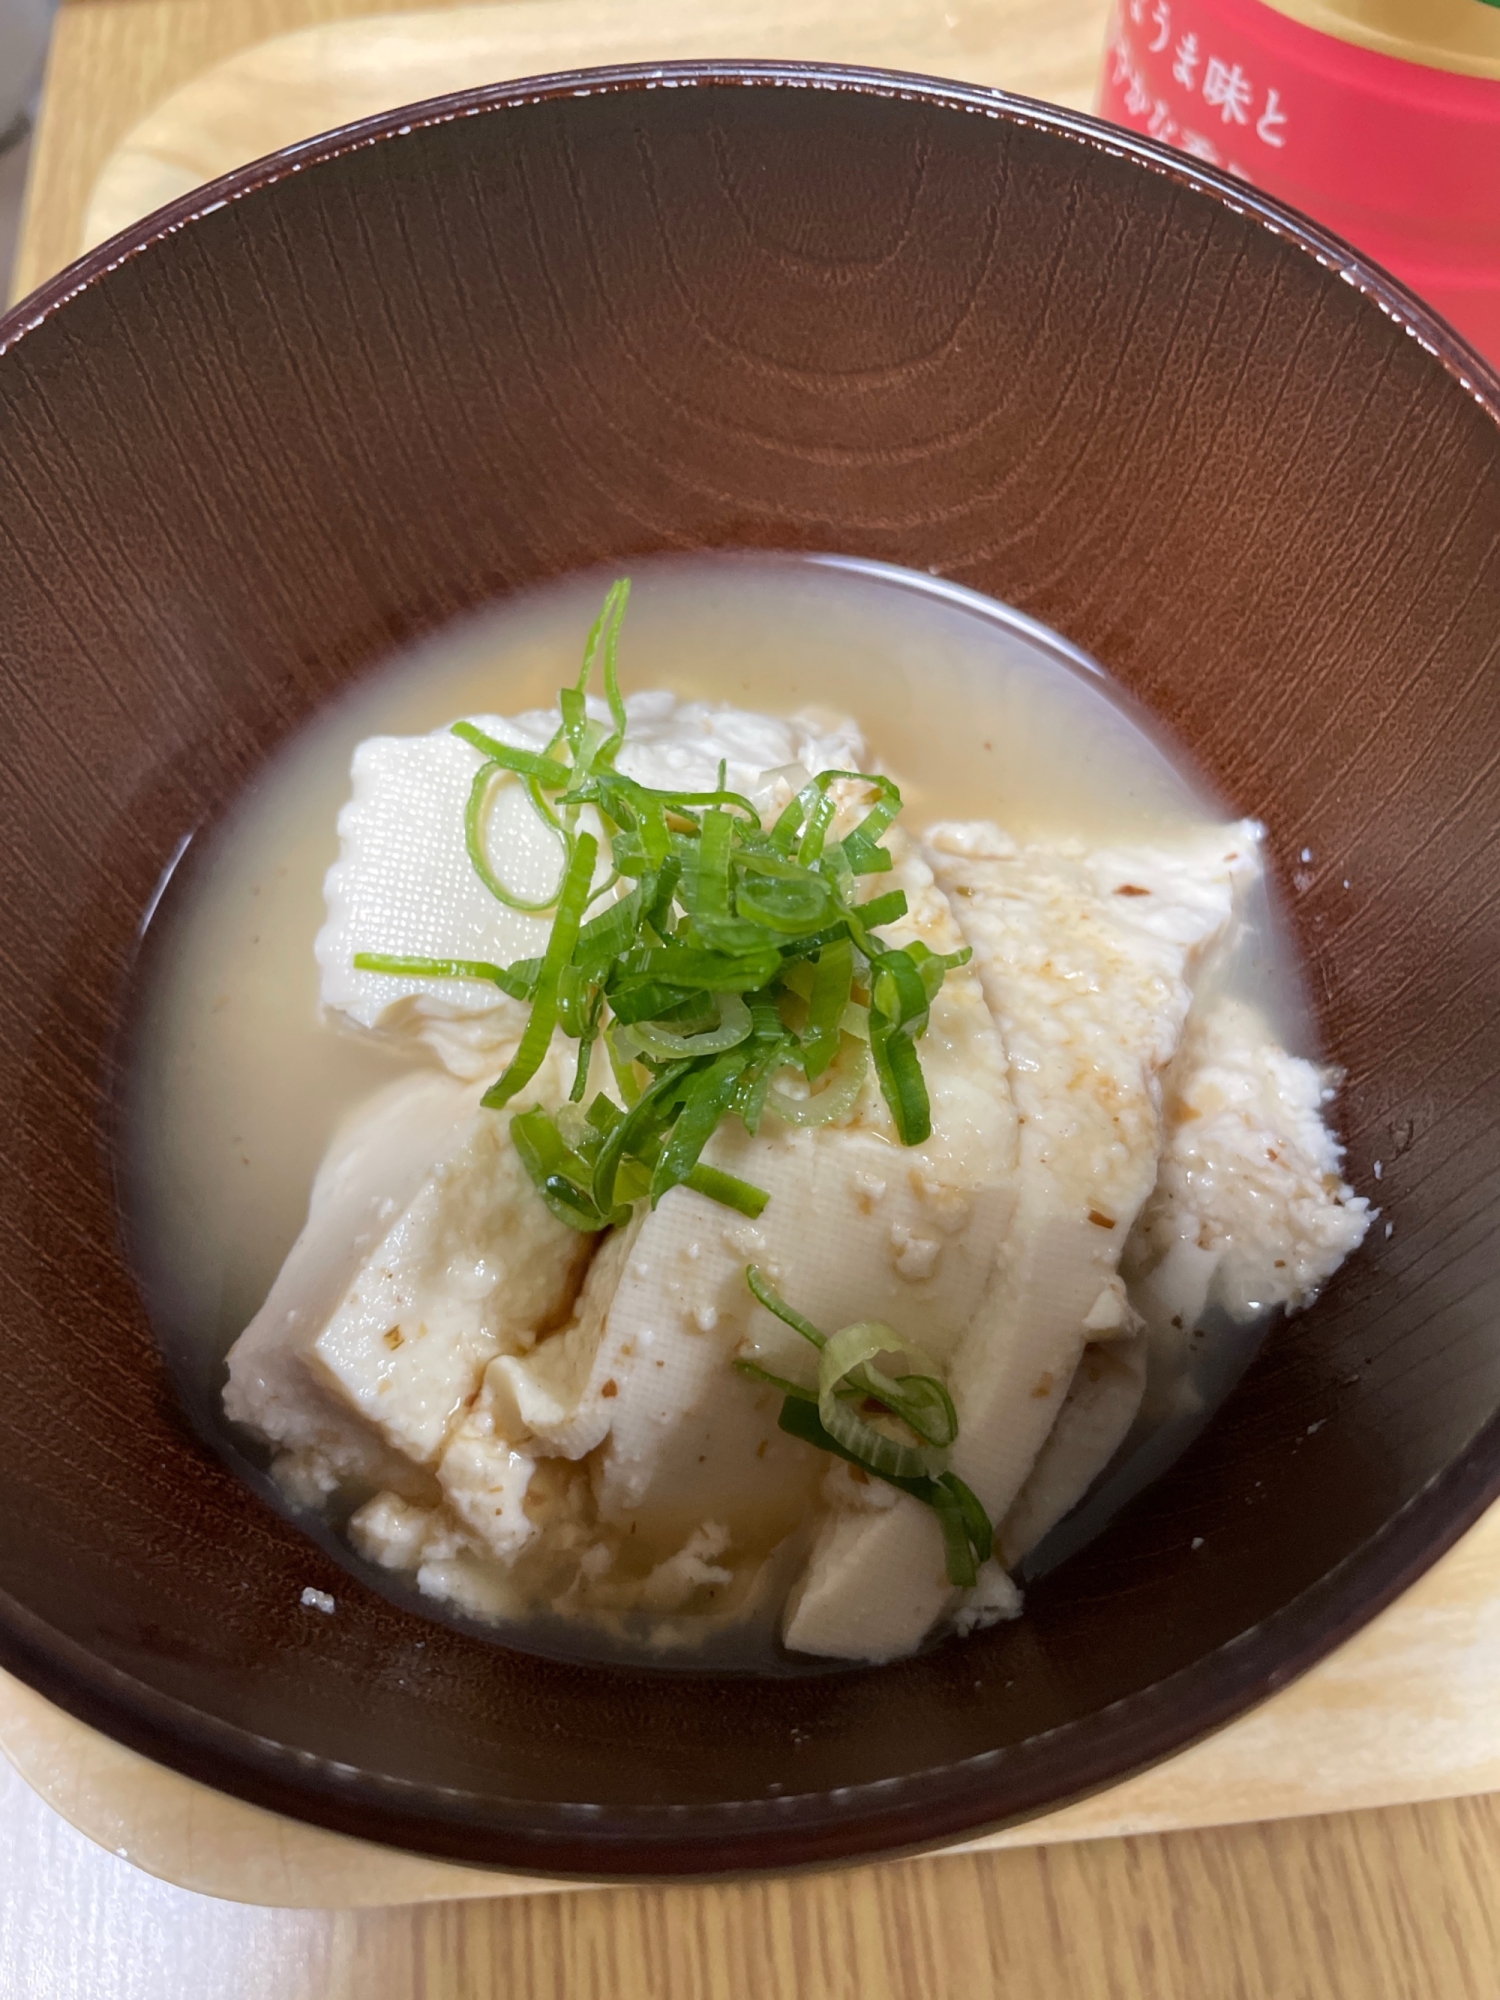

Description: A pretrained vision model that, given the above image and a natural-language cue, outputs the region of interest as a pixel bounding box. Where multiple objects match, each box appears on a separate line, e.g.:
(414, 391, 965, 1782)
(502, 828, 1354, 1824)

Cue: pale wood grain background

(8, 3, 1500, 1992)
(5, 1748, 1500, 2000)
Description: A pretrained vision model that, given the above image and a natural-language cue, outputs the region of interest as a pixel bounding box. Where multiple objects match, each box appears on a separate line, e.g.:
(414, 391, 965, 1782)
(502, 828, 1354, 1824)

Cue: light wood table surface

(9, 4, 1500, 1995)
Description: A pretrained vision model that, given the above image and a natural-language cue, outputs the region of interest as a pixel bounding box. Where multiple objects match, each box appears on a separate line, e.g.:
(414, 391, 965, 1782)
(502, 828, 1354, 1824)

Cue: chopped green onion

(734, 1357, 817, 1401)
(351, 950, 539, 1001)
(930, 1484, 980, 1589)
(746, 1265, 827, 1350)
(623, 943, 785, 990)
(817, 1318, 951, 1479)
(481, 832, 598, 1110)
(614, 992, 753, 1061)
(763, 1035, 869, 1128)
(737, 868, 837, 934)
(818, 1319, 956, 1449)
(461, 760, 573, 914)
(797, 786, 837, 865)
(575, 884, 644, 976)
(570, 989, 604, 1102)
(449, 721, 562, 782)
(685, 1162, 769, 1218)
(869, 947, 930, 1029)
(802, 938, 854, 1080)
(869, 1007, 932, 1147)
(356, 580, 972, 1232)
(938, 1468, 993, 1566)
(686, 808, 734, 926)
(596, 579, 631, 764)
(773, 1400, 992, 1589)
(849, 888, 909, 935)
(744, 1270, 992, 1589)
(731, 1035, 796, 1136)
(590, 1059, 693, 1214)
(511, 1105, 620, 1232)
(649, 1048, 754, 1205)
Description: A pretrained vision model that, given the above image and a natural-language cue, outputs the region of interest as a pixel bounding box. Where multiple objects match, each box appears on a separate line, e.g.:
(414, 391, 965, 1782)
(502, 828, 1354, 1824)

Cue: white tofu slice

(927, 817, 1262, 1525)
(442, 832, 1019, 1590)
(785, 819, 1258, 1661)
(223, 1051, 588, 1488)
(222, 1072, 477, 1504)
(783, 1460, 1024, 1660)
(317, 693, 865, 1077)
(998, 1333, 1148, 1564)
(782, 1481, 954, 1663)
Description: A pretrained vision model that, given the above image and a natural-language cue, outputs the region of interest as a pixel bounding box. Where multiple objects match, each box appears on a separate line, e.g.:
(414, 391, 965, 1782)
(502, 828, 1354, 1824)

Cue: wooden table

(9, 5, 1500, 1994)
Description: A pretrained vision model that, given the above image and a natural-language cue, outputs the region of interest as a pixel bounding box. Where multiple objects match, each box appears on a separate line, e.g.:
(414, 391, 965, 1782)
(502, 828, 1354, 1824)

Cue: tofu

(998, 1333, 1147, 1563)
(431, 1220, 641, 1563)
(246, 796, 1308, 1664)
(927, 817, 1262, 1523)
(317, 694, 865, 1077)
(223, 607, 1382, 1670)
(783, 1458, 1024, 1659)
(1124, 994, 1371, 1421)
(786, 820, 1258, 1661)
(1131, 994, 1371, 1323)
(442, 832, 1019, 1592)
(223, 1052, 589, 1491)
(782, 1485, 955, 1663)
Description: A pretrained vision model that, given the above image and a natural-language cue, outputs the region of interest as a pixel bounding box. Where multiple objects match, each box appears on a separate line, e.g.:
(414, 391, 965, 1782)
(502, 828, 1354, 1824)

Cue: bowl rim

(2, 58, 1498, 1880)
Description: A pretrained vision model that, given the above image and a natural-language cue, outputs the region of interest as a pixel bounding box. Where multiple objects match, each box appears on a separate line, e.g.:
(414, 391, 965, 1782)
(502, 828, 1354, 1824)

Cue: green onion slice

(772, 1400, 992, 1590)
(351, 951, 536, 1001)
(869, 1005, 932, 1146)
(741, 1270, 987, 1587)
(481, 831, 598, 1110)
(461, 760, 573, 914)
(685, 1162, 769, 1219)
(734, 1357, 816, 1401)
(613, 992, 752, 1062)
(763, 1035, 868, 1128)
(816, 1319, 952, 1479)
(801, 937, 854, 1080)
(746, 1265, 827, 1350)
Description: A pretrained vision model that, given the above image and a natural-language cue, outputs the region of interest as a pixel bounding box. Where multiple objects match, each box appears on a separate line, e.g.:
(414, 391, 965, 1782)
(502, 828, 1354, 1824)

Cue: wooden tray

(78, 0, 1108, 253)
(6, 0, 1497, 1912)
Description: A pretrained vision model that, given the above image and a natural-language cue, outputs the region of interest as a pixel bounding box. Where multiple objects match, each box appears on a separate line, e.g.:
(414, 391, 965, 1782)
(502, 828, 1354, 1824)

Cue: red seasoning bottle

(1097, 0, 1500, 363)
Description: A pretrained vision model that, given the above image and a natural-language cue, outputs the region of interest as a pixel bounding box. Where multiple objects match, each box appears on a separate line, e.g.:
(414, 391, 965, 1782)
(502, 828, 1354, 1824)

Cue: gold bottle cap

(1256, 0, 1500, 78)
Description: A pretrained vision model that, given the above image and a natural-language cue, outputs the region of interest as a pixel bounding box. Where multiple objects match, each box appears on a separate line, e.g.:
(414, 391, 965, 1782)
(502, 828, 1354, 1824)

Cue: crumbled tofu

(953, 1560, 1024, 1637)
(1083, 1275, 1145, 1339)
(434, 1432, 541, 1566)
(639, 1522, 735, 1612)
(348, 1491, 439, 1571)
(1130, 995, 1372, 1322)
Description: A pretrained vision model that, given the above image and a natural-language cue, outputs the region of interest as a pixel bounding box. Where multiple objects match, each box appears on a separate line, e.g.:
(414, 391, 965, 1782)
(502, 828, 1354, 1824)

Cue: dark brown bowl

(2, 61, 1498, 1880)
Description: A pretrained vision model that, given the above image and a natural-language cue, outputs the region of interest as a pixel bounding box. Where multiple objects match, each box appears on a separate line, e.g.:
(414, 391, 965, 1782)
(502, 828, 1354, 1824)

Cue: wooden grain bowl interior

(0, 64, 1497, 1878)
